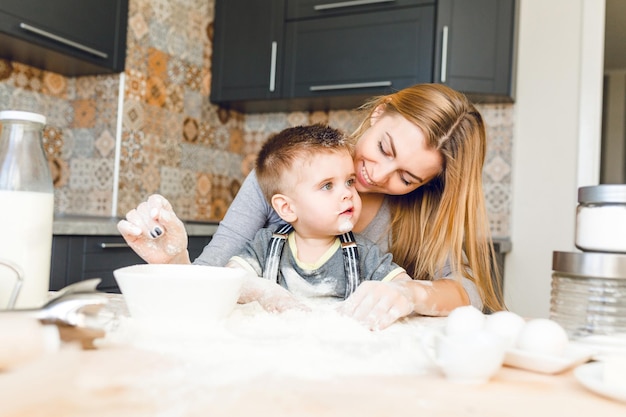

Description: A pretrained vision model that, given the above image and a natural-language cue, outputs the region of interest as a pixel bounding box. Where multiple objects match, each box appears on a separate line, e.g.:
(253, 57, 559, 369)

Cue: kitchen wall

(0, 0, 514, 239)
(504, 0, 605, 318)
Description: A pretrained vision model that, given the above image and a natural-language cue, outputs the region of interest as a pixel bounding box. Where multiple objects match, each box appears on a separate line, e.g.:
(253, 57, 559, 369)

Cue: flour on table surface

(99, 296, 444, 387)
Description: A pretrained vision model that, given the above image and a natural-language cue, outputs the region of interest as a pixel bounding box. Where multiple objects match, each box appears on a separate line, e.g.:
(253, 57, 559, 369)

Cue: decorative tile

(125, 70, 147, 101)
(42, 72, 67, 97)
(148, 48, 169, 78)
(72, 128, 96, 158)
(152, 0, 173, 24)
(145, 75, 167, 107)
(69, 158, 95, 191)
(128, 13, 150, 40)
(43, 126, 64, 157)
(0, 59, 12, 81)
(12, 63, 43, 92)
(182, 117, 199, 143)
(183, 90, 202, 119)
(95, 129, 116, 158)
(484, 155, 511, 183)
(73, 100, 97, 128)
(92, 159, 114, 191)
(122, 99, 145, 131)
(46, 96, 74, 127)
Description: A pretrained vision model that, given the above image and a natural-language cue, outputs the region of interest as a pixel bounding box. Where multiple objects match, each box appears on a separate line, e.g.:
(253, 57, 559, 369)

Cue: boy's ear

(271, 194, 297, 223)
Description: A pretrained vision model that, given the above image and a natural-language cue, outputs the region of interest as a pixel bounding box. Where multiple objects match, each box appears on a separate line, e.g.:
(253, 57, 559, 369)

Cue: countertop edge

(53, 216, 219, 237)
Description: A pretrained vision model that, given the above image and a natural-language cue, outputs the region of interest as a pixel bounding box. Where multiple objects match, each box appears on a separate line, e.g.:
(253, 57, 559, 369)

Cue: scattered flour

(99, 296, 443, 387)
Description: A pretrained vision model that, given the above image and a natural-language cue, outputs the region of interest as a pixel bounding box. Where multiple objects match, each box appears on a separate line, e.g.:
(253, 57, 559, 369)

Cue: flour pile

(100, 297, 443, 387)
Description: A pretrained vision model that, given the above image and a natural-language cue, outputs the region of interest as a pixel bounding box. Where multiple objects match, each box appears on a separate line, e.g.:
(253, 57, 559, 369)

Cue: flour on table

(100, 297, 443, 387)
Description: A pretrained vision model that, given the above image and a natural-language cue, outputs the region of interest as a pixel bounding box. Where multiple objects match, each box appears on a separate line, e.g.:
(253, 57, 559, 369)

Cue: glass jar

(551, 251, 626, 339)
(575, 185, 626, 253)
(0, 110, 53, 309)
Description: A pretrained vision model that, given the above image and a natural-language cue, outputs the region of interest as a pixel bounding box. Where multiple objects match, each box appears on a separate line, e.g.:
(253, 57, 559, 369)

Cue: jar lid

(553, 251, 626, 279)
(0, 110, 46, 125)
(578, 185, 626, 204)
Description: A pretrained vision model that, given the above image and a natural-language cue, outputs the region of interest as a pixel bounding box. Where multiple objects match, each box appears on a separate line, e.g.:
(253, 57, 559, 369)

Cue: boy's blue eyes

(321, 179, 355, 190)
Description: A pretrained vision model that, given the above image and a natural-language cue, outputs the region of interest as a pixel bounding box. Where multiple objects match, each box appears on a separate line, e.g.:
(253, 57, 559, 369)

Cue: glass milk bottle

(0, 111, 53, 309)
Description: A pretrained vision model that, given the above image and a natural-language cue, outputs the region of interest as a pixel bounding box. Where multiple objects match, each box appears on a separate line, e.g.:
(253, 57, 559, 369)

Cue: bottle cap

(0, 110, 46, 125)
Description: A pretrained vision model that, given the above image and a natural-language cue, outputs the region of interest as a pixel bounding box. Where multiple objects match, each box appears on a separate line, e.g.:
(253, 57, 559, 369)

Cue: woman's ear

(271, 194, 297, 223)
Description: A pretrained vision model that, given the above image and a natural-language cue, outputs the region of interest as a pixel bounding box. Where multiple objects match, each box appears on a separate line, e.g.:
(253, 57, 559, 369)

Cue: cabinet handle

(309, 81, 392, 92)
(440, 25, 449, 83)
(269, 41, 277, 92)
(19, 23, 109, 59)
(100, 243, 129, 249)
(313, 0, 395, 11)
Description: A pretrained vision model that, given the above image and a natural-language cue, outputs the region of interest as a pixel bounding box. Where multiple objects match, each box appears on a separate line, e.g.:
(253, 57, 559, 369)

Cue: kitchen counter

(0, 305, 622, 417)
(52, 215, 511, 253)
(53, 215, 219, 237)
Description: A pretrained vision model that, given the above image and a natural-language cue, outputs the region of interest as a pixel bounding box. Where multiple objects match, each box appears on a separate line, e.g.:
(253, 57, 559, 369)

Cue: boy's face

(280, 150, 361, 237)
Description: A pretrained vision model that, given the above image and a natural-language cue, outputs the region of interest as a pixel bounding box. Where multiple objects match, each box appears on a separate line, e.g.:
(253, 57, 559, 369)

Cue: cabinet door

(283, 5, 434, 108)
(434, 0, 516, 101)
(210, 0, 286, 104)
(0, 0, 128, 75)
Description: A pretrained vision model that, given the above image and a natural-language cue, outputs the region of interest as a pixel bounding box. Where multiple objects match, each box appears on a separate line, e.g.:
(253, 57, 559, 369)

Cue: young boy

(227, 124, 410, 310)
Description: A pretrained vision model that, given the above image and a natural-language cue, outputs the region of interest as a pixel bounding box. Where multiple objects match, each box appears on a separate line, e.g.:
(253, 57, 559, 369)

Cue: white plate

(571, 334, 626, 360)
(504, 345, 594, 374)
(574, 362, 626, 403)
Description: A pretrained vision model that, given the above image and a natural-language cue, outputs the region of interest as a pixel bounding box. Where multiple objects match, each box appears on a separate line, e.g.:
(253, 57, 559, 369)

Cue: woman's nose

(369, 164, 393, 185)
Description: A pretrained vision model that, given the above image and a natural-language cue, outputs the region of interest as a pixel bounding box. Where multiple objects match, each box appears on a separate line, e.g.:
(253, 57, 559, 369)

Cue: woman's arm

(193, 170, 283, 266)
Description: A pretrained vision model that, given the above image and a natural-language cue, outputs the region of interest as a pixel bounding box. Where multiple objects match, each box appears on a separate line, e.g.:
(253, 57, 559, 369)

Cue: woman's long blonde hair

(352, 83, 504, 312)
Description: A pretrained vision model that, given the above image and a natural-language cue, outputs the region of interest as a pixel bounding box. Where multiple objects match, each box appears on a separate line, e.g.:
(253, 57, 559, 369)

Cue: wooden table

(1, 300, 624, 417)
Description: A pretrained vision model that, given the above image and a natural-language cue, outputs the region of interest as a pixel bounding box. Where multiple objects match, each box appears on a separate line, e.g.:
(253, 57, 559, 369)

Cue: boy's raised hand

(117, 194, 191, 265)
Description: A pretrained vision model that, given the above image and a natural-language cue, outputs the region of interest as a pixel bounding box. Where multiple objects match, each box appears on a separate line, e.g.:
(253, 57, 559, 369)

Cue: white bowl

(114, 264, 246, 331)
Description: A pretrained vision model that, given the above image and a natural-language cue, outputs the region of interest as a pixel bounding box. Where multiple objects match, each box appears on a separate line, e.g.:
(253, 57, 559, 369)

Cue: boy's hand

(117, 194, 191, 264)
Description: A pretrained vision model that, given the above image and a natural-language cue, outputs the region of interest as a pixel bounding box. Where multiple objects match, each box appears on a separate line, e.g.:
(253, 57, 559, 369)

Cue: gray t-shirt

(229, 225, 406, 300)
(194, 170, 483, 309)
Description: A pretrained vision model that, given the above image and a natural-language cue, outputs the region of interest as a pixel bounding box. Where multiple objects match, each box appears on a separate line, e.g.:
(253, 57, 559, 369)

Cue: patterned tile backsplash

(0, 0, 513, 239)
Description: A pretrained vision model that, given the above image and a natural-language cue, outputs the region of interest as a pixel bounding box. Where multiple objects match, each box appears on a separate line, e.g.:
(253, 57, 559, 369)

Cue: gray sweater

(194, 170, 482, 309)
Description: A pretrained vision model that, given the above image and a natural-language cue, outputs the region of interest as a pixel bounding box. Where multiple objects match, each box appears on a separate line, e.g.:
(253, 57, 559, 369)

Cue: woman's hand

(339, 275, 471, 330)
(338, 277, 415, 331)
(117, 194, 191, 264)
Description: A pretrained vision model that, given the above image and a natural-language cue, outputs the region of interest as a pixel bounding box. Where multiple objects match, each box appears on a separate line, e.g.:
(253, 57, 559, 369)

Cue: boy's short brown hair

(256, 124, 352, 202)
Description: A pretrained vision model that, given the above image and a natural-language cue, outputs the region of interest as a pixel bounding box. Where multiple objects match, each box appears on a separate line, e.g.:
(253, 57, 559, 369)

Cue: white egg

(516, 318, 569, 356)
(484, 311, 526, 349)
(445, 305, 486, 337)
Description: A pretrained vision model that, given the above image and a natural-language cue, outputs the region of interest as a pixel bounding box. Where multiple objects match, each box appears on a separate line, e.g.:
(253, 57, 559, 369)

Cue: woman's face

(353, 107, 444, 195)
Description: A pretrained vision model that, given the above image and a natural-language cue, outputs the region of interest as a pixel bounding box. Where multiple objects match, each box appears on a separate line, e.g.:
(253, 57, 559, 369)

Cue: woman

(118, 83, 504, 330)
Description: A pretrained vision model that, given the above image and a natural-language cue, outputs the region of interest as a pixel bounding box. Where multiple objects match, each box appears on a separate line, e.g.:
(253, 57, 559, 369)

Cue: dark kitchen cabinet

(210, 0, 286, 104)
(434, 0, 516, 102)
(0, 0, 128, 76)
(282, 2, 434, 110)
(50, 235, 212, 293)
(210, 0, 516, 112)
